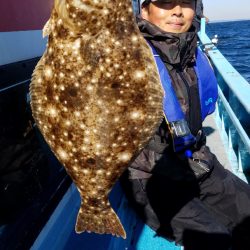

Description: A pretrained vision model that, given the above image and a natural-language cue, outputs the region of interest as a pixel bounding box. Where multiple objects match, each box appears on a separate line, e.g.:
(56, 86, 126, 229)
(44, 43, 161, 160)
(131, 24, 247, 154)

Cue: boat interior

(0, 1, 249, 249)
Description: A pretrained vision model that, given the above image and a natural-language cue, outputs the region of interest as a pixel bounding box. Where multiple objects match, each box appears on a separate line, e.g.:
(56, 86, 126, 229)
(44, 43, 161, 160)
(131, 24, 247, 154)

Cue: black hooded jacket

(139, 18, 202, 151)
(127, 18, 205, 179)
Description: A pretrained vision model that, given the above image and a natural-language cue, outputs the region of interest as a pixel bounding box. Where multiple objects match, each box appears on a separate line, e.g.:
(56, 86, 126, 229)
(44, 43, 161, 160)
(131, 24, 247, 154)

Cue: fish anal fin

(75, 202, 126, 239)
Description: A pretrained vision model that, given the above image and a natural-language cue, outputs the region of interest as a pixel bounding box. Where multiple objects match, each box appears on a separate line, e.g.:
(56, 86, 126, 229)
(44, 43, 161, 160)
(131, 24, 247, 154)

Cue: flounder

(30, 0, 163, 239)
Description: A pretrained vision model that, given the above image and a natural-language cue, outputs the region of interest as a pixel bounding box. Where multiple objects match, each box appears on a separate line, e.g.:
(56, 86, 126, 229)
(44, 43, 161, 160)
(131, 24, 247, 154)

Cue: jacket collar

(137, 16, 197, 71)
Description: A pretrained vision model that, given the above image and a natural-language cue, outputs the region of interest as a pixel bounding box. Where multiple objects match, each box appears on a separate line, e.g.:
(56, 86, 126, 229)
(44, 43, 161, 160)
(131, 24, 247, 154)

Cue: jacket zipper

(177, 70, 192, 122)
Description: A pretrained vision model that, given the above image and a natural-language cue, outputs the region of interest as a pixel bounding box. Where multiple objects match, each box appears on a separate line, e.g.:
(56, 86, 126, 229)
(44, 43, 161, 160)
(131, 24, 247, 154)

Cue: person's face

(141, 0, 195, 33)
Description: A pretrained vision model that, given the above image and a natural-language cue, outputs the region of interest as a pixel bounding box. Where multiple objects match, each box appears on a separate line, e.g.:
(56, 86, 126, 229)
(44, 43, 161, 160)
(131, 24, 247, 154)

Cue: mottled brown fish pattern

(30, 0, 163, 239)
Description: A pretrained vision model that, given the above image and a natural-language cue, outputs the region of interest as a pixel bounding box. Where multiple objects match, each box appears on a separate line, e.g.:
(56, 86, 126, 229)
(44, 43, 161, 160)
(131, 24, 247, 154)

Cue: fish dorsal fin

(43, 19, 51, 38)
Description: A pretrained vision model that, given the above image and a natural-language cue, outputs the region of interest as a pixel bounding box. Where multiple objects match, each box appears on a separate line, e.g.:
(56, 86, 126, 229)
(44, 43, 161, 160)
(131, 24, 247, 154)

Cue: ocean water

(206, 20, 250, 83)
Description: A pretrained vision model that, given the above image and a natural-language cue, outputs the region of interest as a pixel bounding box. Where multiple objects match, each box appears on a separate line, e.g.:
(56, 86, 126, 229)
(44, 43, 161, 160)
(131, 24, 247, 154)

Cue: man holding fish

(30, 0, 250, 249)
(121, 0, 250, 249)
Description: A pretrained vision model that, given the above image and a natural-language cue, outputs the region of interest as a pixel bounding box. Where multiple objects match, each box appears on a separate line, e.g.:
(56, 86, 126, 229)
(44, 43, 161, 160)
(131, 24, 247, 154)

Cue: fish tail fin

(75, 202, 126, 239)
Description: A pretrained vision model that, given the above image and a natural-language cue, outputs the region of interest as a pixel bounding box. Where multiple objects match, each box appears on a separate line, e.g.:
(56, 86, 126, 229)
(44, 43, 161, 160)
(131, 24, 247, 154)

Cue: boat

(0, 1, 249, 249)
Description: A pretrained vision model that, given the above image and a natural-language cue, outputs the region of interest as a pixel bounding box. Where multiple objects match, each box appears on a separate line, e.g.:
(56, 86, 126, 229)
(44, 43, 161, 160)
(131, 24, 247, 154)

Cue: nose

(171, 3, 183, 17)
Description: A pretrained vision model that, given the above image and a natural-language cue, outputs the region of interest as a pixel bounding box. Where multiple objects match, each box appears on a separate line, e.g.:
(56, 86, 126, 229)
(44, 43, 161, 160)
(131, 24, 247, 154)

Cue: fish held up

(30, 0, 163, 239)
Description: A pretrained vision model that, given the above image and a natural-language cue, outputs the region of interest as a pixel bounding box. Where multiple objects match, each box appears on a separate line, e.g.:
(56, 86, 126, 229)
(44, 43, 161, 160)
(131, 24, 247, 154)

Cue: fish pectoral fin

(42, 19, 52, 38)
(75, 202, 126, 239)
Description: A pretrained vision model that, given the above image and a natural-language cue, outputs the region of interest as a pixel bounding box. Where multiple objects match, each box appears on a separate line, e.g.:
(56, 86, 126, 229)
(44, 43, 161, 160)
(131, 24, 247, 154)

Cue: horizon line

(209, 18, 250, 23)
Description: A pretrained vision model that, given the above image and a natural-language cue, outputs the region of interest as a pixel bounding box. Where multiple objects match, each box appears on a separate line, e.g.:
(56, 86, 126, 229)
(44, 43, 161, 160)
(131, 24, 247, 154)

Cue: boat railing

(0, 78, 30, 93)
(198, 18, 250, 181)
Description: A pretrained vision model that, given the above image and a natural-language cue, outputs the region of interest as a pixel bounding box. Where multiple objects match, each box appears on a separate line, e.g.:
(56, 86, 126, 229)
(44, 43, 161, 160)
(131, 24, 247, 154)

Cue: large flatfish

(30, 0, 163, 239)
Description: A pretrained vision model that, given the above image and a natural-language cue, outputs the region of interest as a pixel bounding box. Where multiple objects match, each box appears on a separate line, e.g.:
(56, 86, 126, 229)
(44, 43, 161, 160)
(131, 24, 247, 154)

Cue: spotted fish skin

(30, 0, 163, 239)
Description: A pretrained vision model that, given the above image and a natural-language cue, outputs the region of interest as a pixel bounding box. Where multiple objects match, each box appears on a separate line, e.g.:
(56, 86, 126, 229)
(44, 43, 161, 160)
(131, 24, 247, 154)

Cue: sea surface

(206, 20, 250, 83)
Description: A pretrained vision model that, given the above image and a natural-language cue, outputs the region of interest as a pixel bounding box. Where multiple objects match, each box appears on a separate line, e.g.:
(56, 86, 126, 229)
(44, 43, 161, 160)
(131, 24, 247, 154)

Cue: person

(193, 0, 209, 30)
(120, 0, 250, 249)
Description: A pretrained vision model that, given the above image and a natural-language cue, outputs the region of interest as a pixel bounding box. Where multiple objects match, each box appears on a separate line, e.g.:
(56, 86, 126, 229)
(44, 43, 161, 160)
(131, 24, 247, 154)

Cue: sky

(203, 0, 250, 21)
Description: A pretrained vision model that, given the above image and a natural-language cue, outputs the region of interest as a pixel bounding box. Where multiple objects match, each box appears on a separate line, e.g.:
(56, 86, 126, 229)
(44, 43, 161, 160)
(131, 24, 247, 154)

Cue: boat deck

(31, 110, 246, 250)
(204, 113, 232, 171)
